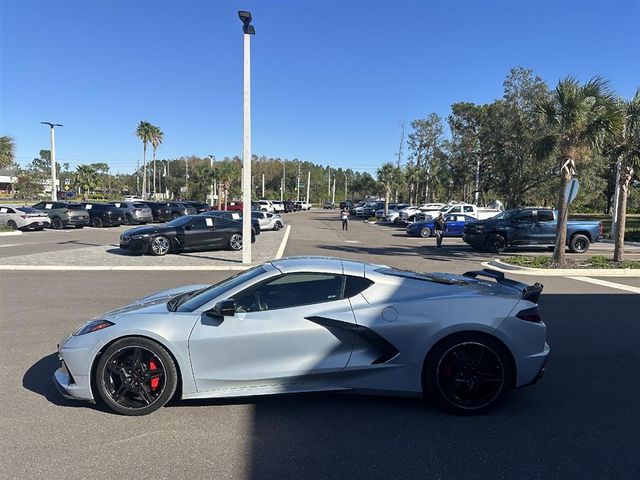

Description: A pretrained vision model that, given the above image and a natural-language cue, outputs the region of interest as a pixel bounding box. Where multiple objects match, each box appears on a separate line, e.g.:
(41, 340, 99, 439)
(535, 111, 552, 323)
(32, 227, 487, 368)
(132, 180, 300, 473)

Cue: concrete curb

(0, 265, 250, 271)
(599, 239, 640, 247)
(482, 258, 640, 277)
(0, 230, 23, 237)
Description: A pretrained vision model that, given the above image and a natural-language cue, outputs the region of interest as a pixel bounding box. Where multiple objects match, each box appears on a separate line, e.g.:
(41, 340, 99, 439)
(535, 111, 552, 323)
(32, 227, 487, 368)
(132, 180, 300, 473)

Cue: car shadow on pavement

(317, 243, 488, 262)
(22, 353, 104, 411)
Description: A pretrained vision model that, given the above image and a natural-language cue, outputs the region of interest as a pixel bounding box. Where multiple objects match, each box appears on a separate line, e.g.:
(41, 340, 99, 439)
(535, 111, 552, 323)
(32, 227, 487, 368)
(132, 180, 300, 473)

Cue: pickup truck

(463, 208, 604, 253)
(400, 203, 445, 223)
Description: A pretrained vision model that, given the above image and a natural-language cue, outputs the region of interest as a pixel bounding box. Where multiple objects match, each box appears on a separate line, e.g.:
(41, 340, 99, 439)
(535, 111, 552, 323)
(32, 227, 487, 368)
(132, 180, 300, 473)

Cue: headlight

(475, 224, 485, 230)
(131, 233, 150, 239)
(73, 319, 114, 336)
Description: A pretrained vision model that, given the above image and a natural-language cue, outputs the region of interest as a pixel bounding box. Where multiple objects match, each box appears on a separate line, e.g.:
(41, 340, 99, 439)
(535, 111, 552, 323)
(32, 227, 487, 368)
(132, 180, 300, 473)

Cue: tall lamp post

(41, 122, 62, 201)
(239, 10, 255, 265)
(207, 154, 216, 207)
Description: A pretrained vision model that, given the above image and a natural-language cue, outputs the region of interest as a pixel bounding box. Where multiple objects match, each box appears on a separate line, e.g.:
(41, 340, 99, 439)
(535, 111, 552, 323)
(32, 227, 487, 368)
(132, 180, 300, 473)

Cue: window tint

(450, 206, 462, 213)
(537, 210, 555, 222)
(344, 276, 374, 298)
(188, 217, 209, 229)
(233, 273, 344, 313)
(514, 210, 534, 222)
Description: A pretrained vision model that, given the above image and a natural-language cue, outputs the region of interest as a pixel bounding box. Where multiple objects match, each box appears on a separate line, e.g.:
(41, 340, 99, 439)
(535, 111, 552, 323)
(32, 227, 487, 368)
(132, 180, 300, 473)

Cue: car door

(445, 215, 465, 236)
(509, 210, 535, 244)
(534, 209, 557, 244)
(182, 217, 220, 250)
(188, 272, 357, 393)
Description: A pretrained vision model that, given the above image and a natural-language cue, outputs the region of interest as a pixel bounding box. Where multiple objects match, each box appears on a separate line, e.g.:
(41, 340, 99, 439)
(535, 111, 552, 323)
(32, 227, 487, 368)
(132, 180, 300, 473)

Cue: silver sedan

(0, 205, 51, 230)
(252, 211, 284, 231)
(54, 256, 548, 416)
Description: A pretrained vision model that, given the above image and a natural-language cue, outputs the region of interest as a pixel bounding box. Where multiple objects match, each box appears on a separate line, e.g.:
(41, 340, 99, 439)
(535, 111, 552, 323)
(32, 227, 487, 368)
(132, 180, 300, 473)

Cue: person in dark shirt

(434, 214, 445, 248)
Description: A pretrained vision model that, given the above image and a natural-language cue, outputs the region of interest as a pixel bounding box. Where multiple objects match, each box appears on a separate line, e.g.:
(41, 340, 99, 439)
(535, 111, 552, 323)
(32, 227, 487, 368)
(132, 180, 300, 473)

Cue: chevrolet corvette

(54, 256, 548, 415)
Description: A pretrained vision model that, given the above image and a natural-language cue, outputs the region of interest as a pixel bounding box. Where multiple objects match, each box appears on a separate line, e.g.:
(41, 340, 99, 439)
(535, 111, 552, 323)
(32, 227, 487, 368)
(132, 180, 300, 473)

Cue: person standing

(340, 207, 349, 231)
(434, 213, 445, 248)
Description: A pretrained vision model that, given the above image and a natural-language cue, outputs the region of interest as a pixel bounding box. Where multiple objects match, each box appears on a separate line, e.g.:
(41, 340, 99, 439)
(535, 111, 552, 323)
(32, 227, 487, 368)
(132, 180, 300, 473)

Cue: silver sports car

(54, 256, 549, 416)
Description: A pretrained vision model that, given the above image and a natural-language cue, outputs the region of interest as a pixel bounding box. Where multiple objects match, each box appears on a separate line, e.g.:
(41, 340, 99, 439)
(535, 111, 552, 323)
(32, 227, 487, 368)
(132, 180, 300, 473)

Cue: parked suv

(167, 201, 197, 219)
(181, 201, 210, 214)
(31, 201, 91, 229)
(138, 201, 172, 223)
(81, 203, 127, 227)
(109, 201, 153, 224)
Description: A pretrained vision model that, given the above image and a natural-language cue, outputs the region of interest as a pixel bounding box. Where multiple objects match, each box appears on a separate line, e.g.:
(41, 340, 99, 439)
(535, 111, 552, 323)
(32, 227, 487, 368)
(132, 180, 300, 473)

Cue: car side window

(449, 206, 462, 213)
(233, 273, 345, 313)
(463, 206, 474, 213)
(189, 217, 209, 230)
(445, 215, 455, 222)
(537, 210, 555, 222)
(344, 276, 374, 298)
(514, 210, 534, 222)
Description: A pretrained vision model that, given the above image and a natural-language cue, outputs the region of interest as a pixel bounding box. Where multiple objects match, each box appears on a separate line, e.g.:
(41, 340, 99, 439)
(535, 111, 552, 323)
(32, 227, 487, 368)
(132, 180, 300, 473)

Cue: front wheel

(51, 217, 63, 230)
(7, 220, 17, 231)
(125, 214, 134, 225)
(424, 333, 514, 415)
(420, 226, 432, 238)
(229, 233, 243, 251)
(486, 233, 506, 253)
(149, 236, 171, 256)
(92, 217, 103, 228)
(274, 221, 282, 231)
(569, 234, 590, 253)
(95, 337, 178, 416)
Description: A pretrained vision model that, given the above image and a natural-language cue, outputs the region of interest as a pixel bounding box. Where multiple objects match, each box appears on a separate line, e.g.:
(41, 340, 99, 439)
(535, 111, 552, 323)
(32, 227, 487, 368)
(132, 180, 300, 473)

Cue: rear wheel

(486, 233, 506, 253)
(274, 221, 282, 231)
(424, 333, 514, 415)
(51, 217, 63, 229)
(95, 337, 177, 416)
(229, 233, 243, 251)
(568, 234, 590, 253)
(149, 236, 171, 256)
(420, 226, 432, 238)
(7, 220, 17, 231)
(125, 214, 134, 225)
(92, 217, 103, 228)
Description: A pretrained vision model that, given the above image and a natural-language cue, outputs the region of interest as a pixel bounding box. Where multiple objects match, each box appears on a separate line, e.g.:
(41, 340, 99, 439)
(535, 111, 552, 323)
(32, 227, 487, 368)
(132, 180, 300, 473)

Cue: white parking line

(0, 243, 22, 248)
(569, 277, 640, 294)
(275, 225, 291, 259)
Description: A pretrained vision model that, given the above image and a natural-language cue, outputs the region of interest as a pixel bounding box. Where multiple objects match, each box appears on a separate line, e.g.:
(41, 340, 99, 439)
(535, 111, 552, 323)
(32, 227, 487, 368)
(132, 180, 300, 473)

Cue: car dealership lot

(1, 210, 639, 480)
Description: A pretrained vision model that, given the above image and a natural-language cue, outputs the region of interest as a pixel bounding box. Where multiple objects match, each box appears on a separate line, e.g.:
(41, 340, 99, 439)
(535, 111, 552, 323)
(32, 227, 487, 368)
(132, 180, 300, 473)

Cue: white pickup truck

(400, 203, 445, 223)
(417, 203, 502, 221)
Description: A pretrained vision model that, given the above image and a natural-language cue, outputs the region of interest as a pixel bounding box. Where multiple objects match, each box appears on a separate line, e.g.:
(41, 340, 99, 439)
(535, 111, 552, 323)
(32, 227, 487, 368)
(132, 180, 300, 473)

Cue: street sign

(565, 177, 579, 204)
(64, 178, 70, 185)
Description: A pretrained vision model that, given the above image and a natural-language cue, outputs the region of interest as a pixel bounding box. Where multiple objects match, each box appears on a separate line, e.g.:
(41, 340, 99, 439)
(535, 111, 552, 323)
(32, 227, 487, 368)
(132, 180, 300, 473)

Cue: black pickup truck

(463, 208, 603, 253)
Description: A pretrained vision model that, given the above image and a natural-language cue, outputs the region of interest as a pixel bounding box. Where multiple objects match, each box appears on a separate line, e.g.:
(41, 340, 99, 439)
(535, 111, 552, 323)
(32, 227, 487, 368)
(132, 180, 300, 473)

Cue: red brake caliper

(149, 359, 159, 390)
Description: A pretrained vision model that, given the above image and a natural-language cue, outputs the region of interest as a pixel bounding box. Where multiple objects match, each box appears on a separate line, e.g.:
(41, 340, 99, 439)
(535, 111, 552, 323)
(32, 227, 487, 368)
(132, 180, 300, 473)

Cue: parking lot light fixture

(208, 155, 215, 207)
(239, 10, 255, 264)
(41, 122, 63, 201)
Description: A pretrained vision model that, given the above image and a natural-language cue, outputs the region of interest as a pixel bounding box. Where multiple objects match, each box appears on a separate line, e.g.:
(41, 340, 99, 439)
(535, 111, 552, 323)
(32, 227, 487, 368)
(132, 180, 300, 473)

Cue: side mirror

(207, 299, 236, 317)
(184, 224, 193, 230)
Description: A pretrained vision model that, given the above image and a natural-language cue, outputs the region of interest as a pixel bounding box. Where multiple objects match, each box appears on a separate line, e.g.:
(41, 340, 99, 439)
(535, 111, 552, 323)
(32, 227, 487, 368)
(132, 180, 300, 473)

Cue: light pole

(239, 10, 255, 265)
(207, 155, 215, 207)
(41, 122, 62, 201)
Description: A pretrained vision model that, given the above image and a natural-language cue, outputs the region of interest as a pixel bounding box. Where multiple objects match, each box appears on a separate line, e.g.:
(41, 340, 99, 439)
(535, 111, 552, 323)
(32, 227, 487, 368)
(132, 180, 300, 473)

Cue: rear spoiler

(463, 269, 543, 303)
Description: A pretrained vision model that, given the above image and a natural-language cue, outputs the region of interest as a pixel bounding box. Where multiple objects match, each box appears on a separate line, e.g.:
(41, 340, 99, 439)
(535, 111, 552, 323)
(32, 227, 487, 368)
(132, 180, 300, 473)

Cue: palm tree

(610, 89, 640, 262)
(135, 121, 154, 198)
(537, 76, 622, 265)
(150, 125, 164, 199)
(377, 162, 400, 217)
(216, 161, 236, 210)
(0, 135, 15, 169)
(73, 164, 98, 201)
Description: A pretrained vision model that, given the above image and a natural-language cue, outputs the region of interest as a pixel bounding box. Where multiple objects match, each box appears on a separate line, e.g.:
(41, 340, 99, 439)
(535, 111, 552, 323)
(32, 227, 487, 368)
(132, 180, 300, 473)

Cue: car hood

(104, 284, 210, 317)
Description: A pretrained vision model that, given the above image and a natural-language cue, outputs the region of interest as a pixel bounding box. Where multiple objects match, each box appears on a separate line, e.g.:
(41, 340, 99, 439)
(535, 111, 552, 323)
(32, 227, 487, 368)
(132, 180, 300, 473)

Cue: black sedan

(119, 215, 254, 256)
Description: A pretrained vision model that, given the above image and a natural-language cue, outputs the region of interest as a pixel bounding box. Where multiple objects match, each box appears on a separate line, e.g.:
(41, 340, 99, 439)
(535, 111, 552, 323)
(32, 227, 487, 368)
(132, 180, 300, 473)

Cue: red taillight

(516, 306, 542, 323)
(599, 222, 604, 235)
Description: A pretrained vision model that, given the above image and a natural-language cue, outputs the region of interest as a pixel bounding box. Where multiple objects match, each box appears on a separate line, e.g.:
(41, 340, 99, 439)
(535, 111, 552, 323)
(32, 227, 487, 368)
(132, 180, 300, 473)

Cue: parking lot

(2, 210, 639, 480)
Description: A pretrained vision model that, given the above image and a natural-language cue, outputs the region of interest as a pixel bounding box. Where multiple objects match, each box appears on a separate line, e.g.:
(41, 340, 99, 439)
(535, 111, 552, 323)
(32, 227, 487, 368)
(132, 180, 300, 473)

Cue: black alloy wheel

(569, 234, 590, 254)
(95, 337, 177, 416)
(7, 220, 17, 230)
(92, 217, 103, 228)
(486, 233, 506, 253)
(424, 334, 513, 415)
(51, 217, 63, 229)
(274, 221, 282, 231)
(125, 214, 134, 225)
(420, 226, 432, 238)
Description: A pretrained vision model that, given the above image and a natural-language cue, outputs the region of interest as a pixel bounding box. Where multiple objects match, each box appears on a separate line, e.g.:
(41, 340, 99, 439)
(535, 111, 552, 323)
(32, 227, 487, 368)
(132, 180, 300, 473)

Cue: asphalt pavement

(1, 210, 639, 480)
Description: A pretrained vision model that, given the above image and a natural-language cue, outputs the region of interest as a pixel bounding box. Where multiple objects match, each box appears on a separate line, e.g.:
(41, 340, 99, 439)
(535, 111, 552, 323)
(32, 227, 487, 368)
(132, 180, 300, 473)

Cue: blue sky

(1, 0, 639, 175)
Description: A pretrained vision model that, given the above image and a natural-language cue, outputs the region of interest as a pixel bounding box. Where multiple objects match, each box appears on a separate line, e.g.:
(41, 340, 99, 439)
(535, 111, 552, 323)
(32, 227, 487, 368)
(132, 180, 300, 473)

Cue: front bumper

(119, 238, 147, 254)
(23, 219, 51, 229)
(53, 341, 96, 402)
(66, 216, 90, 226)
(462, 233, 486, 247)
(132, 214, 153, 224)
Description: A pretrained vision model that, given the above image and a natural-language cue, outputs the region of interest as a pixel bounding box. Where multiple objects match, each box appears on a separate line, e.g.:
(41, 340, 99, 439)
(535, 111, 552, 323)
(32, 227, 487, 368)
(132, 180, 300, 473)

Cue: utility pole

(332, 176, 336, 204)
(239, 10, 255, 265)
(327, 167, 331, 201)
(344, 172, 348, 201)
(306, 170, 310, 205)
(281, 160, 286, 201)
(207, 155, 215, 207)
(612, 157, 622, 239)
(297, 161, 301, 202)
(261, 173, 265, 198)
(396, 120, 405, 202)
(41, 122, 62, 201)
(185, 159, 189, 195)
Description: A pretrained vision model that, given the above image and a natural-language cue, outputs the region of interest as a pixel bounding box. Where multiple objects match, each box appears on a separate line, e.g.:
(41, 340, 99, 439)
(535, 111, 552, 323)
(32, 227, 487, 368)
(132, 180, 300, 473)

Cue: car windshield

(492, 210, 519, 220)
(166, 216, 193, 227)
(176, 265, 267, 312)
(17, 207, 38, 213)
(67, 204, 85, 210)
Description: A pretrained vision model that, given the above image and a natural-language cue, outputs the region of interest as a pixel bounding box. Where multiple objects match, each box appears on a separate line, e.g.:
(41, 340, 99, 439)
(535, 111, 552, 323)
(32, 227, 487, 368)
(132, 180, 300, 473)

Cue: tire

(7, 220, 17, 231)
(420, 226, 432, 238)
(75, 225, 84, 229)
(149, 236, 171, 256)
(568, 234, 590, 253)
(274, 221, 282, 231)
(423, 333, 514, 415)
(51, 217, 63, 230)
(229, 233, 243, 251)
(486, 233, 506, 253)
(92, 217, 103, 228)
(125, 214, 134, 225)
(94, 337, 178, 416)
